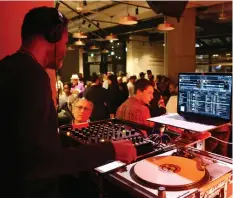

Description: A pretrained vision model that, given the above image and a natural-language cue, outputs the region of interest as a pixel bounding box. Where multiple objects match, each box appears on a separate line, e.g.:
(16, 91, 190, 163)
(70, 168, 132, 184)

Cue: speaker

(146, 1, 188, 22)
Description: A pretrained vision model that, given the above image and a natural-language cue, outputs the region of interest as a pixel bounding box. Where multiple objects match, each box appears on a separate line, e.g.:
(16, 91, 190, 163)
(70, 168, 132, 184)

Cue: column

(165, 8, 196, 82)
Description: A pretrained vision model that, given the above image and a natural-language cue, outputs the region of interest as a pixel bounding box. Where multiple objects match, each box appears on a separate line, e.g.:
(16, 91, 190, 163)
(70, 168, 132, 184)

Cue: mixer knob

(74, 131, 79, 136)
(135, 137, 140, 143)
(131, 129, 136, 135)
(131, 137, 136, 144)
(91, 137, 95, 143)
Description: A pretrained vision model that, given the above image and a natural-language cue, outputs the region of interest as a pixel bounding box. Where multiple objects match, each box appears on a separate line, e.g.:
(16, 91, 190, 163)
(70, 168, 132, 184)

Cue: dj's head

(135, 79, 154, 104)
(21, 7, 68, 69)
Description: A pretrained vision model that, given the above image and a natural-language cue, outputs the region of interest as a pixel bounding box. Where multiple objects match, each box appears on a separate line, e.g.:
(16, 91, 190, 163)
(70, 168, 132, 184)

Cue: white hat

(70, 74, 79, 80)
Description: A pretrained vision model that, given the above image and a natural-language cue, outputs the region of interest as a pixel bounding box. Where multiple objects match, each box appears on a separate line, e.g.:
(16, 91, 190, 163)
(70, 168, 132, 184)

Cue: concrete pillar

(79, 48, 84, 74)
(165, 8, 196, 82)
(126, 35, 164, 78)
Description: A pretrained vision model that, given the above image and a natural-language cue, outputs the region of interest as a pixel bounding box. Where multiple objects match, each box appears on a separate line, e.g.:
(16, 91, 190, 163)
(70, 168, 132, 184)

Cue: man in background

(127, 75, 137, 97)
(83, 75, 109, 121)
(117, 79, 155, 130)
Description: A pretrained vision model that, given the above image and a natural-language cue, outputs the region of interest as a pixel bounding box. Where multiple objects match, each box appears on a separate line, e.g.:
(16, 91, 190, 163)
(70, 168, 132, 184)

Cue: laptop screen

(178, 73, 232, 121)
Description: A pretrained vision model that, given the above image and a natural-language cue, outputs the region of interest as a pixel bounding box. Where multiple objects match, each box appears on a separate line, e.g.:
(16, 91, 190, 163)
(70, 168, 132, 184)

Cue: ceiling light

(73, 32, 87, 39)
(119, 15, 138, 25)
(226, 53, 231, 56)
(219, 13, 227, 20)
(110, 40, 114, 43)
(157, 21, 175, 32)
(76, 5, 84, 12)
(105, 33, 118, 41)
(91, 53, 94, 57)
(90, 45, 99, 50)
(67, 46, 75, 51)
(74, 39, 85, 46)
(219, 3, 228, 20)
(111, 51, 115, 55)
(101, 49, 109, 54)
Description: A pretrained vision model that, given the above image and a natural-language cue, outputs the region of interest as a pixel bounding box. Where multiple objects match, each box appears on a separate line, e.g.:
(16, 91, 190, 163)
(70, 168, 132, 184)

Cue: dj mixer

(60, 119, 175, 157)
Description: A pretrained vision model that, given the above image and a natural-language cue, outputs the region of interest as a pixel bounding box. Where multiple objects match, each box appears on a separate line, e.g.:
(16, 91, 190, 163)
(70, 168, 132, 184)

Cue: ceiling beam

(112, 1, 151, 9)
(69, 2, 120, 21)
(60, 1, 108, 36)
(92, 17, 164, 38)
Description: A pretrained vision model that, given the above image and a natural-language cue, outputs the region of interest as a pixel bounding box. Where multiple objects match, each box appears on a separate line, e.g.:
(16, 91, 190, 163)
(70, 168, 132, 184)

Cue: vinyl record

(131, 156, 209, 191)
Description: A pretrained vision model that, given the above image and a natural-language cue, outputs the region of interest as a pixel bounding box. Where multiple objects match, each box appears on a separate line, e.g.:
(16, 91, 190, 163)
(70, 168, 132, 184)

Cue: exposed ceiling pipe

(112, 1, 151, 10)
(92, 19, 127, 26)
(60, 1, 108, 36)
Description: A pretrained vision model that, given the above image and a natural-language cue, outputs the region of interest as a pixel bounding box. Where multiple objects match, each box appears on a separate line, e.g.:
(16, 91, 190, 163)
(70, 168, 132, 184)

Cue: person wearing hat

(0, 7, 136, 198)
(70, 74, 84, 97)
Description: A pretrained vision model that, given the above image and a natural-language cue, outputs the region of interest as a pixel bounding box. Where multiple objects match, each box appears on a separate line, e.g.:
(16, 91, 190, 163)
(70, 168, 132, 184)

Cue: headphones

(44, 9, 64, 43)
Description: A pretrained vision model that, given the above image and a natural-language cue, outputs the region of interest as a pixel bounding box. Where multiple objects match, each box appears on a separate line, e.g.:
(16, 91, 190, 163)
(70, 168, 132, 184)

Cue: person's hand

(158, 96, 165, 108)
(111, 140, 137, 164)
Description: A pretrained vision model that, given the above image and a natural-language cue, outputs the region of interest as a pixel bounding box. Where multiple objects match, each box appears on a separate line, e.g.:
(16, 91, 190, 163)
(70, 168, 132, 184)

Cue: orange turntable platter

(132, 156, 209, 191)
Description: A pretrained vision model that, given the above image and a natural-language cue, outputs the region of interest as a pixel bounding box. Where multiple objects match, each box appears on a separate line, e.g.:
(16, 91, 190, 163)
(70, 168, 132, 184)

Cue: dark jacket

(83, 85, 109, 121)
(107, 85, 122, 114)
(149, 89, 166, 117)
(0, 52, 115, 198)
(119, 82, 129, 104)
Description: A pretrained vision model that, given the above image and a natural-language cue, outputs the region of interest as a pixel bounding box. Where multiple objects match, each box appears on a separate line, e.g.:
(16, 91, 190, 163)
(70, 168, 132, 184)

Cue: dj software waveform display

(178, 73, 232, 120)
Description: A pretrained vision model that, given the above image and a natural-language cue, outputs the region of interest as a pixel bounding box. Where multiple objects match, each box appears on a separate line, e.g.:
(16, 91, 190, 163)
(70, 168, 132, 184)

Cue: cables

(209, 136, 233, 145)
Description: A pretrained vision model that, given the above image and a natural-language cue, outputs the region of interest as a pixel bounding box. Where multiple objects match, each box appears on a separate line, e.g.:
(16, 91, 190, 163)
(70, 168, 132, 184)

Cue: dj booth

(60, 118, 232, 198)
(59, 73, 232, 198)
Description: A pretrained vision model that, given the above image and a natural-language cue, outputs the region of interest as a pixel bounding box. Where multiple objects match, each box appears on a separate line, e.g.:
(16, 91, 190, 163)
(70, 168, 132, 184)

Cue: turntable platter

(132, 156, 209, 191)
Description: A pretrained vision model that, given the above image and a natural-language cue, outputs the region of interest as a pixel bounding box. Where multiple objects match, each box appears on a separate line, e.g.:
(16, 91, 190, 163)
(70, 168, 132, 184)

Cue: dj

(0, 7, 136, 198)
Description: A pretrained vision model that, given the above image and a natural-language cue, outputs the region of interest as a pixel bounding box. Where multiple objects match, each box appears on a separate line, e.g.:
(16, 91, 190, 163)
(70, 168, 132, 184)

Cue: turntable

(107, 148, 233, 198)
(131, 156, 209, 191)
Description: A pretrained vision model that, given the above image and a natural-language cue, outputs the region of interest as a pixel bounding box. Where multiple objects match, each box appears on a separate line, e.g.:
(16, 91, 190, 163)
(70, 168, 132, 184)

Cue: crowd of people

(57, 70, 178, 127)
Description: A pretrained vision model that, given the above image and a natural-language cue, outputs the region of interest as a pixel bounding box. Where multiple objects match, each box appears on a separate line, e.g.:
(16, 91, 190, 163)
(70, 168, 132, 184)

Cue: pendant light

(119, 15, 138, 25)
(74, 39, 85, 46)
(157, 17, 175, 32)
(219, 3, 227, 20)
(73, 26, 87, 39)
(105, 33, 118, 41)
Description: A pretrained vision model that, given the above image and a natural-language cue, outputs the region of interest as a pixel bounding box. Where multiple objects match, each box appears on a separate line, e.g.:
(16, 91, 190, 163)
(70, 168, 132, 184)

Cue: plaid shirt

(116, 96, 154, 127)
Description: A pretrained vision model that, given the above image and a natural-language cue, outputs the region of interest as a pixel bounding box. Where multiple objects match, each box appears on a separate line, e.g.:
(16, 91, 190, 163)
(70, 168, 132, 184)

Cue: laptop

(148, 73, 232, 132)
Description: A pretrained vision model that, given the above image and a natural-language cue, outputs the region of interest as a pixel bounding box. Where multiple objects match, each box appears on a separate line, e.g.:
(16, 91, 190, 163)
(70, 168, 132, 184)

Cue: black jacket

(0, 52, 115, 198)
(149, 89, 166, 117)
(83, 85, 109, 121)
